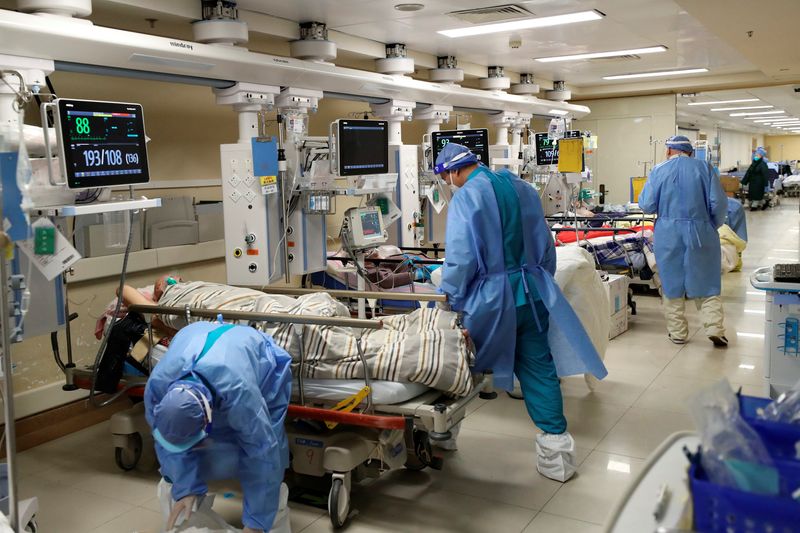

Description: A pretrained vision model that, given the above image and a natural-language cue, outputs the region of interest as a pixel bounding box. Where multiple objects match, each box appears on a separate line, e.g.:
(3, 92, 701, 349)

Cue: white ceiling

(677, 85, 800, 135)
(237, 0, 758, 87)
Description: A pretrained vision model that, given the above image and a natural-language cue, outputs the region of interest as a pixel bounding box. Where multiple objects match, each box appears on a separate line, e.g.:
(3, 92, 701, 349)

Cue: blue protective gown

(144, 322, 293, 531)
(639, 155, 728, 299)
(440, 165, 607, 393)
(725, 197, 748, 242)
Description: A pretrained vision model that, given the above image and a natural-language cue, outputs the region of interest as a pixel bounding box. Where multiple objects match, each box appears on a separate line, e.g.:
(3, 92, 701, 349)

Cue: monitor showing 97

(57, 99, 150, 189)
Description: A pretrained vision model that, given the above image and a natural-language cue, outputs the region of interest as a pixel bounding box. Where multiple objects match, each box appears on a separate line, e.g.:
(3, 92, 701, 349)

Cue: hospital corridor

(9, 202, 797, 532)
(2, 1, 800, 532)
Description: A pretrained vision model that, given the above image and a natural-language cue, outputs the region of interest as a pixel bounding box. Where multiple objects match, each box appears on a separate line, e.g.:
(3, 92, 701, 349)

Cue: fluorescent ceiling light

(535, 45, 666, 63)
(710, 105, 773, 111)
(548, 109, 569, 116)
(738, 363, 756, 370)
(603, 68, 707, 80)
(688, 98, 759, 106)
(729, 110, 785, 116)
(438, 9, 603, 38)
(768, 119, 800, 123)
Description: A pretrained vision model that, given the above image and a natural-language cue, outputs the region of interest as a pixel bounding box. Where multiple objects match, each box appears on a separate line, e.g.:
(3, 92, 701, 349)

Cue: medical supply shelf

(29, 197, 161, 217)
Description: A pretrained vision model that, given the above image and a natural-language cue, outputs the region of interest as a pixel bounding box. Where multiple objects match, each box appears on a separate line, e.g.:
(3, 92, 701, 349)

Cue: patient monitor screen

(337, 119, 389, 176)
(535, 130, 581, 166)
(57, 99, 150, 189)
(360, 209, 382, 236)
(431, 129, 489, 167)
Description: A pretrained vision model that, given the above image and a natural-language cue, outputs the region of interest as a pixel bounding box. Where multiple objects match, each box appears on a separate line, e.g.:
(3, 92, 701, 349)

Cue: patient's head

(154, 274, 183, 301)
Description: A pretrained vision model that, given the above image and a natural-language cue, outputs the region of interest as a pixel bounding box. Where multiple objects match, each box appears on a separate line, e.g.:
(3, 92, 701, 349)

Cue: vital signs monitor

(54, 99, 150, 189)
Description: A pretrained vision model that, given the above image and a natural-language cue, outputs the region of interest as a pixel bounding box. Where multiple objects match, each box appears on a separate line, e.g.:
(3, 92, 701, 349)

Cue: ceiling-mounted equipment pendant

(376, 43, 415, 75)
(193, 0, 248, 46)
(290, 21, 337, 62)
(479, 65, 511, 91)
(17, 0, 92, 17)
(429, 55, 464, 83)
(546, 80, 572, 101)
(510, 73, 540, 95)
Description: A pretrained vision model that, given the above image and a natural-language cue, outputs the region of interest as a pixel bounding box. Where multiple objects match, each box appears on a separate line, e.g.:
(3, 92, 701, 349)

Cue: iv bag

(548, 118, 565, 141)
(15, 112, 33, 213)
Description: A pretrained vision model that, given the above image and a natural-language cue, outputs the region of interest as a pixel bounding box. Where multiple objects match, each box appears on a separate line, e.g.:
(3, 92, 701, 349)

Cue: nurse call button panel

(54, 98, 150, 189)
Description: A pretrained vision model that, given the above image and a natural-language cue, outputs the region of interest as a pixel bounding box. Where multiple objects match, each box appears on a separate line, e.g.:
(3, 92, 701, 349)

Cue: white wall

(573, 94, 676, 204)
(719, 129, 764, 171)
(678, 128, 700, 142)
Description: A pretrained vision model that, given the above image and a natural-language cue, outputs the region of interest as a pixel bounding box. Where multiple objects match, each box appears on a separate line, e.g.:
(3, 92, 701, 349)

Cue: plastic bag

(688, 379, 778, 494)
(758, 378, 800, 424)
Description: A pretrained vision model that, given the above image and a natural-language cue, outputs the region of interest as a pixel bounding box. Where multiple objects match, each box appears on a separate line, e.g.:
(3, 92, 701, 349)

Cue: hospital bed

(309, 246, 445, 311)
(61, 292, 494, 529)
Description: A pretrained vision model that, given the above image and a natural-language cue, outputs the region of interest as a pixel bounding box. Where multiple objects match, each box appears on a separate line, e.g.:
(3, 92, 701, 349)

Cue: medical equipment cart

(750, 266, 800, 398)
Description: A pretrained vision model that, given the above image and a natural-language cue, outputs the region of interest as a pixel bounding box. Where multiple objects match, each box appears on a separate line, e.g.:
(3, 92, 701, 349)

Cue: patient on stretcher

(102, 276, 475, 398)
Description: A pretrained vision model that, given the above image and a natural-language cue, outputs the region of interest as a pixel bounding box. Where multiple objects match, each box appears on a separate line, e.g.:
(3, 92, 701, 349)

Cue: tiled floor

(15, 200, 798, 532)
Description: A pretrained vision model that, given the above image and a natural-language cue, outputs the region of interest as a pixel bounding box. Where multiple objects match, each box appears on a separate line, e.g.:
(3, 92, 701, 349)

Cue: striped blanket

(158, 282, 474, 397)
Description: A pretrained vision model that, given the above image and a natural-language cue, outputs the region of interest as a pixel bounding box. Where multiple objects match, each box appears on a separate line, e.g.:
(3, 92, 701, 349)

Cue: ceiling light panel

(438, 10, 603, 38)
(535, 46, 667, 63)
(603, 68, 708, 80)
(729, 110, 785, 116)
(710, 105, 773, 111)
(687, 99, 759, 106)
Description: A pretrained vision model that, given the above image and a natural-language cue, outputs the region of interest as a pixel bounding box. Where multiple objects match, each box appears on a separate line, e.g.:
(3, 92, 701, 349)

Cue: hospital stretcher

(61, 292, 494, 529)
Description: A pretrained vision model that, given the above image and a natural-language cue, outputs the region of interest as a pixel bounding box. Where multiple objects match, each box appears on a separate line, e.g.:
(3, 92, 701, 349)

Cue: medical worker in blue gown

(639, 135, 729, 347)
(434, 143, 607, 482)
(725, 197, 748, 242)
(145, 321, 292, 532)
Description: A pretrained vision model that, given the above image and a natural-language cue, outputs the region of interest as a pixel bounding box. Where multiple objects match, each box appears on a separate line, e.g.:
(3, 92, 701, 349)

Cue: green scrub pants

(513, 301, 567, 435)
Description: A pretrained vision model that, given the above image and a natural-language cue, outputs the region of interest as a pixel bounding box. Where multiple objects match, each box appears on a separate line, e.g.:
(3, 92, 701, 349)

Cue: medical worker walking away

(741, 147, 770, 211)
(639, 135, 729, 347)
(434, 143, 607, 482)
(145, 321, 292, 532)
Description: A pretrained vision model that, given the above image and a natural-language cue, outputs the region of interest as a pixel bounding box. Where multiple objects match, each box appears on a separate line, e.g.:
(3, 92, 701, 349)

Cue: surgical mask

(449, 183, 460, 193)
(754, 155, 761, 161)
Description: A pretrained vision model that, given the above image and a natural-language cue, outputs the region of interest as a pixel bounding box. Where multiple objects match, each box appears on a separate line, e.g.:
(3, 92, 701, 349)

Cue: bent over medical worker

(435, 143, 607, 482)
(145, 321, 292, 532)
(639, 135, 729, 346)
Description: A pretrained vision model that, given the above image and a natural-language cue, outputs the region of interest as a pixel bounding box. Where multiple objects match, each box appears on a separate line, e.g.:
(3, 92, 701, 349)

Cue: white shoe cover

(536, 432, 577, 483)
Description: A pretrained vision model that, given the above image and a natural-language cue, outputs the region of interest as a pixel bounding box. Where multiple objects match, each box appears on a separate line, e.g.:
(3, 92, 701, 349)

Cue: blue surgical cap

(665, 135, 694, 154)
(153, 381, 211, 453)
(434, 143, 478, 174)
(755, 146, 767, 157)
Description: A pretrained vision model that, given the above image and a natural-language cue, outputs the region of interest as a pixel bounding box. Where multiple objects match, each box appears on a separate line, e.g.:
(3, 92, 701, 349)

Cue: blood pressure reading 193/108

(57, 99, 150, 189)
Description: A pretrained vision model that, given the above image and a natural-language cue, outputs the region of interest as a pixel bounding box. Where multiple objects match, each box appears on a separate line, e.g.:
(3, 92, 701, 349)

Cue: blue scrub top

(468, 166, 538, 306)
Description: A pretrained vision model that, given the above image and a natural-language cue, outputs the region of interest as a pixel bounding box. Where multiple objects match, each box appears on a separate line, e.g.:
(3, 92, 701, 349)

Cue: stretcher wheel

(328, 477, 349, 529)
(114, 433, 143, 471)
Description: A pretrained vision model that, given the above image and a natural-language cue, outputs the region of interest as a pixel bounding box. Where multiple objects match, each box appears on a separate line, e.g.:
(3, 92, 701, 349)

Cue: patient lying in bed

(115, 277, 475, 398)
